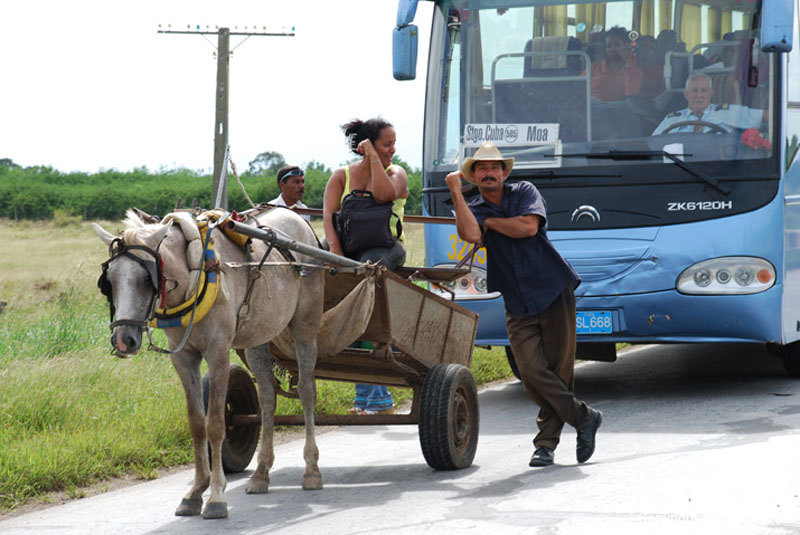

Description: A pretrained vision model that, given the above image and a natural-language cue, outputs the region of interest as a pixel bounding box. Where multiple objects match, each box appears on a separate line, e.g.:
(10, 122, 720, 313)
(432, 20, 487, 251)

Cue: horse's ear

(93, 223, 117, 246)
(146, 223, 171, 249)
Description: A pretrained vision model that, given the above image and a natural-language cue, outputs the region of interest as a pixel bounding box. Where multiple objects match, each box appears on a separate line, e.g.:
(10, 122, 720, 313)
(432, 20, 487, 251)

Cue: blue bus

(392, 0, 800, 375)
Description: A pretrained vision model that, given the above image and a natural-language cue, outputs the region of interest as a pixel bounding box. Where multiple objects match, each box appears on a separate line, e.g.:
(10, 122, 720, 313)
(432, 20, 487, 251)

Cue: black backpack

(333, 190, 402, 255)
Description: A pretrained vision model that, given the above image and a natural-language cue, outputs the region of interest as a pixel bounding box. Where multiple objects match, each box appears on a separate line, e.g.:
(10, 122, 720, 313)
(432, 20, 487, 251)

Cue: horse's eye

(144, 274, 152, 284)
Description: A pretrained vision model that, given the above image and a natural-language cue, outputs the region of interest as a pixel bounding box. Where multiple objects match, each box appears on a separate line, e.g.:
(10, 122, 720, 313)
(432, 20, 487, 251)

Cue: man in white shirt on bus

(270, 166, 311, 222)
(652, 72, 765, 135)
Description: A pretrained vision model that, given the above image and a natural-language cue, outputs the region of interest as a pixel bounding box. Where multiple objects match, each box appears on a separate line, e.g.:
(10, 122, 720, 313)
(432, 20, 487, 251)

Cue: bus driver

(652, 73, 766, 135)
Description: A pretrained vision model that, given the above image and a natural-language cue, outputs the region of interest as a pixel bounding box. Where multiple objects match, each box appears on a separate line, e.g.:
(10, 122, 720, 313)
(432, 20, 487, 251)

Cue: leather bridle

(98, 237, 165, 333)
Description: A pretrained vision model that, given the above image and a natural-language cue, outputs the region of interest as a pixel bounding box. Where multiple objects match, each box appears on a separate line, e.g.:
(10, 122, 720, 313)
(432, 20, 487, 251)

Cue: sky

(1, 1, 432, 174)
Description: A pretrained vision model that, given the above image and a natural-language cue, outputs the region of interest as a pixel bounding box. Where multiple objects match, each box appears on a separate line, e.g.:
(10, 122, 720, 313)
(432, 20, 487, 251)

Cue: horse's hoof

(202, 501, 229, 519)
(302, 474, 323, 491)
(246, 477, 270, 494)
(175, 498, 203, 516)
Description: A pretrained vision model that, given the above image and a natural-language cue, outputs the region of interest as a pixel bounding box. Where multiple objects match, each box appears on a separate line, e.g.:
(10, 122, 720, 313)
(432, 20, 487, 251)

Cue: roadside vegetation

(0, 154, 423, 221)
(0, 216, 512, 515)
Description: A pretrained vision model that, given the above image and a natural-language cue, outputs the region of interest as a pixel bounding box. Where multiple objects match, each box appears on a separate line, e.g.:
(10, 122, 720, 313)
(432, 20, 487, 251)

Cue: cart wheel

(504, 346, 522, 381)
(418, 363, 479, 470)
(202, 363, 260, 473)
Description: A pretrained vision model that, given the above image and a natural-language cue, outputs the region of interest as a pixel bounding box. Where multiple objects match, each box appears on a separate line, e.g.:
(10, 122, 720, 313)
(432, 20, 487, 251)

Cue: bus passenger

(635, 35, 665, 99)
(322, 117, 409, 415)
(588, 26, 643, 102)
(655, 29, 686, 65)
(652, 73, 766, 135)
(270, 165, 310, 222)
(585, 28, 606, 64)
(444, 141, 603, 468)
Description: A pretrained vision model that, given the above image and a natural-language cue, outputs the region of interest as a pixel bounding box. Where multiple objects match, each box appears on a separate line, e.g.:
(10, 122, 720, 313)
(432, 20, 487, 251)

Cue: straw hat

(461, 142, 515, 184)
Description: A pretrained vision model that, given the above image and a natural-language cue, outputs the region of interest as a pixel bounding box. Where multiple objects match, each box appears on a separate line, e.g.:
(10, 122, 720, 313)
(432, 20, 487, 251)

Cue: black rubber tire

(776, 342, 800, 378)
(418, 363, 480, 470)
(202, 363, 260, 473)
(504, 346, 522, 381)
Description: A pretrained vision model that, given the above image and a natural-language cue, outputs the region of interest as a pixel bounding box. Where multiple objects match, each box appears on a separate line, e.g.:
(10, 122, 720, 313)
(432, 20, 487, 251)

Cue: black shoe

(576, 409, 603, 464)
(529, 446, 554, 467)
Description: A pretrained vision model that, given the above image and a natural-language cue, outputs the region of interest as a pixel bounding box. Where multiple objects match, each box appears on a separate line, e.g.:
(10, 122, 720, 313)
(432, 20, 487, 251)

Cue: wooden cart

(208, 260, 481, 474)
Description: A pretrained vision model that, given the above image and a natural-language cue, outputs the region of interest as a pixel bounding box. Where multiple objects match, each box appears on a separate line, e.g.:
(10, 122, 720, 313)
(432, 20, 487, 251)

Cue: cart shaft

(225, 218, 364, 268)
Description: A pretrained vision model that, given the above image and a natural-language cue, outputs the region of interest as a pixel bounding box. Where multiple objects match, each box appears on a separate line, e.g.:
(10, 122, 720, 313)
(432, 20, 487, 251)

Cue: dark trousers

(320, 238, 406, 271)
(506, 287, 590, 450)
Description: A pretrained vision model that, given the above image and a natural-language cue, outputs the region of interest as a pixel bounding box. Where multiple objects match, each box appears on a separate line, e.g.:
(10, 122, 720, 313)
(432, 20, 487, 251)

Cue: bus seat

(491, 36, 588, 142)
(690, 33, 764, 107)
(493, 78, 589, 142)
(664, 51, 690, 92)
(709, 73, 741, 105)
(686, 36, 743, 105)
(523, 36, 583, 77)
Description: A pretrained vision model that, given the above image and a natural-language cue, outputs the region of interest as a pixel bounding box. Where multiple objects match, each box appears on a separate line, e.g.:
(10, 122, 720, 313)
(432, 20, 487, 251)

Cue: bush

(0, 163, 423, 221)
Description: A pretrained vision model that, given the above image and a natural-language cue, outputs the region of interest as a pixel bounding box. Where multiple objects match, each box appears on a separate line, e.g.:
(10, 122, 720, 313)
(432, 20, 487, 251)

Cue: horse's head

(94, 220, 170, 357)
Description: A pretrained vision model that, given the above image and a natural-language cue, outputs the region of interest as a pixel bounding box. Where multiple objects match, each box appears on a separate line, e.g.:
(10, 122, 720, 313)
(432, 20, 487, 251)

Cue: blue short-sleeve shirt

(468, 181, 580, 316)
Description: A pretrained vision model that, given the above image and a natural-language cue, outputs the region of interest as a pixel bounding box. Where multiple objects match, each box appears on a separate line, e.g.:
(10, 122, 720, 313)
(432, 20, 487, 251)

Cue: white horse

(94, 208, 324, 519)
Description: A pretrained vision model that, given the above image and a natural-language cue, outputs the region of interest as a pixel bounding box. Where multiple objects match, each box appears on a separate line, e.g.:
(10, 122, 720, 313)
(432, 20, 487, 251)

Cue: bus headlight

(473, 274, 488, 293)
(693, 269, 712, 287)
(429, 264, 500, 300)
(677, 257, 775, 295)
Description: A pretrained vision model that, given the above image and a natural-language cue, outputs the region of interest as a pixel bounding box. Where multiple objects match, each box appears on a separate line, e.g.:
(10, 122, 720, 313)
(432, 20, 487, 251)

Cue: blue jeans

(353, 384, 393, 412)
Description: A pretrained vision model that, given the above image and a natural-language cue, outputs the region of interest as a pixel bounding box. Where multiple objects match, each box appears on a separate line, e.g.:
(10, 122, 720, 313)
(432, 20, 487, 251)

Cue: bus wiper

(548, 150, 731, 195)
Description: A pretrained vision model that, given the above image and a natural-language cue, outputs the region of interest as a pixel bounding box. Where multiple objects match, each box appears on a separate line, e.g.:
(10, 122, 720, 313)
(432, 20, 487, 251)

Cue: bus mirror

(397, 0, 419, 27)
(393, 25, 418, 80)
(760, 0, 794, 52)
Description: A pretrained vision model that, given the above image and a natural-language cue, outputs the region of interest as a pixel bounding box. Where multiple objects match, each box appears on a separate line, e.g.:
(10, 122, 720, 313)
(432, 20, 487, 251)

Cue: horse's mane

(122, 209, 164, 246)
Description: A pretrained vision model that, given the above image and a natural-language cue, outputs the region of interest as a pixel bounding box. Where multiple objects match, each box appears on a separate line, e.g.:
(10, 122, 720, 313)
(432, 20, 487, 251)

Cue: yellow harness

(148, 210, 248, 329)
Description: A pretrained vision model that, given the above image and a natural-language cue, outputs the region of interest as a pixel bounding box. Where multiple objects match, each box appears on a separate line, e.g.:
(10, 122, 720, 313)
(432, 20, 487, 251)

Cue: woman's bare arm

(322, 168, 346, 256)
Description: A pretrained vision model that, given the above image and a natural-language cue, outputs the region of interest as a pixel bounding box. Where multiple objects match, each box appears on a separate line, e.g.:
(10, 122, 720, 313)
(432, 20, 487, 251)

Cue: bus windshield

(426, 0, 777, 173)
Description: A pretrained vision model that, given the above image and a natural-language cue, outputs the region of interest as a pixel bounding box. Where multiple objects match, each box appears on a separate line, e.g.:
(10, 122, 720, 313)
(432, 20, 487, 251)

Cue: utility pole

(213, 28, 230, 207)
(158, 24, 295, 209)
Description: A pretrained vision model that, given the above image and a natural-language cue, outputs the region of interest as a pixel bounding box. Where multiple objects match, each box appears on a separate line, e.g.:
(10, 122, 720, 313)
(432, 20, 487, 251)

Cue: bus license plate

(576, 311, 613, 334)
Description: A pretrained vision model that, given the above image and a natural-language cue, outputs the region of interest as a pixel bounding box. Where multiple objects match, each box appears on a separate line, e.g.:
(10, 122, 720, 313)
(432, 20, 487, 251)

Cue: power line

(157, 24, 295, 37)
(158, 24, 295, 209)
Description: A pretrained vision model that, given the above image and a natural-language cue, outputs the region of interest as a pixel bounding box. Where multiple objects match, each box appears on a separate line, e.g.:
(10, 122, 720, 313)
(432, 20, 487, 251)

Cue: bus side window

(787, 18, 800, 174)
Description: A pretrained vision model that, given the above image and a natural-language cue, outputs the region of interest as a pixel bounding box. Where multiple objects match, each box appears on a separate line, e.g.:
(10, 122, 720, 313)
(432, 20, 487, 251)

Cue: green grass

(0, 353, 192, 511)
(0, 217, 512, 515)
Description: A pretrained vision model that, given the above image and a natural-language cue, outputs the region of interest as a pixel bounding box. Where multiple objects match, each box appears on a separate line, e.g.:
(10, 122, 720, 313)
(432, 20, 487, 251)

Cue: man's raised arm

(445, 171, 483, 244)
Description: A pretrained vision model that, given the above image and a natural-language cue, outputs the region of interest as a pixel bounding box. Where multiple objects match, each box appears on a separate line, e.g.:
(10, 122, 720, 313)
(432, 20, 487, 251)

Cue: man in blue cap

(271, 166, 310, 222)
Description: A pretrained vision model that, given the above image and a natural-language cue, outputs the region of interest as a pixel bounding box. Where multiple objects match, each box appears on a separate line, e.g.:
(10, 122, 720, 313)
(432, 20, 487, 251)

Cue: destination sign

(462, 123, 559, 147)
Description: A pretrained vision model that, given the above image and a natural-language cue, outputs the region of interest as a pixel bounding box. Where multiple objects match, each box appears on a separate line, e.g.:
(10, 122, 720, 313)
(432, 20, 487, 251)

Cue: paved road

(4, 343, 800, 534)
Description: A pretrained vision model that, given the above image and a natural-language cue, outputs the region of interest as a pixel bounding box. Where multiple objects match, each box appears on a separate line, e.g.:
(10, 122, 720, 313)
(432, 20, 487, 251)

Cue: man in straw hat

(445, 141, 603, 467)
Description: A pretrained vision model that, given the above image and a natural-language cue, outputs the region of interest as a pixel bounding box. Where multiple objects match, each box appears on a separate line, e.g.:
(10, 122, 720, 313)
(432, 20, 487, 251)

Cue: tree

(392, 155, 419, 174)
(247, 151, 286, 176)
(391, 156, 422, 215)
(0, 158, 19, 169)
(304, 160, 331, 174)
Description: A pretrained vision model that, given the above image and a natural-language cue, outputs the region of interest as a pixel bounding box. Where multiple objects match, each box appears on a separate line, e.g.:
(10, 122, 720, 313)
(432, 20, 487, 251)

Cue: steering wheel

(662, 120, 730, 135)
